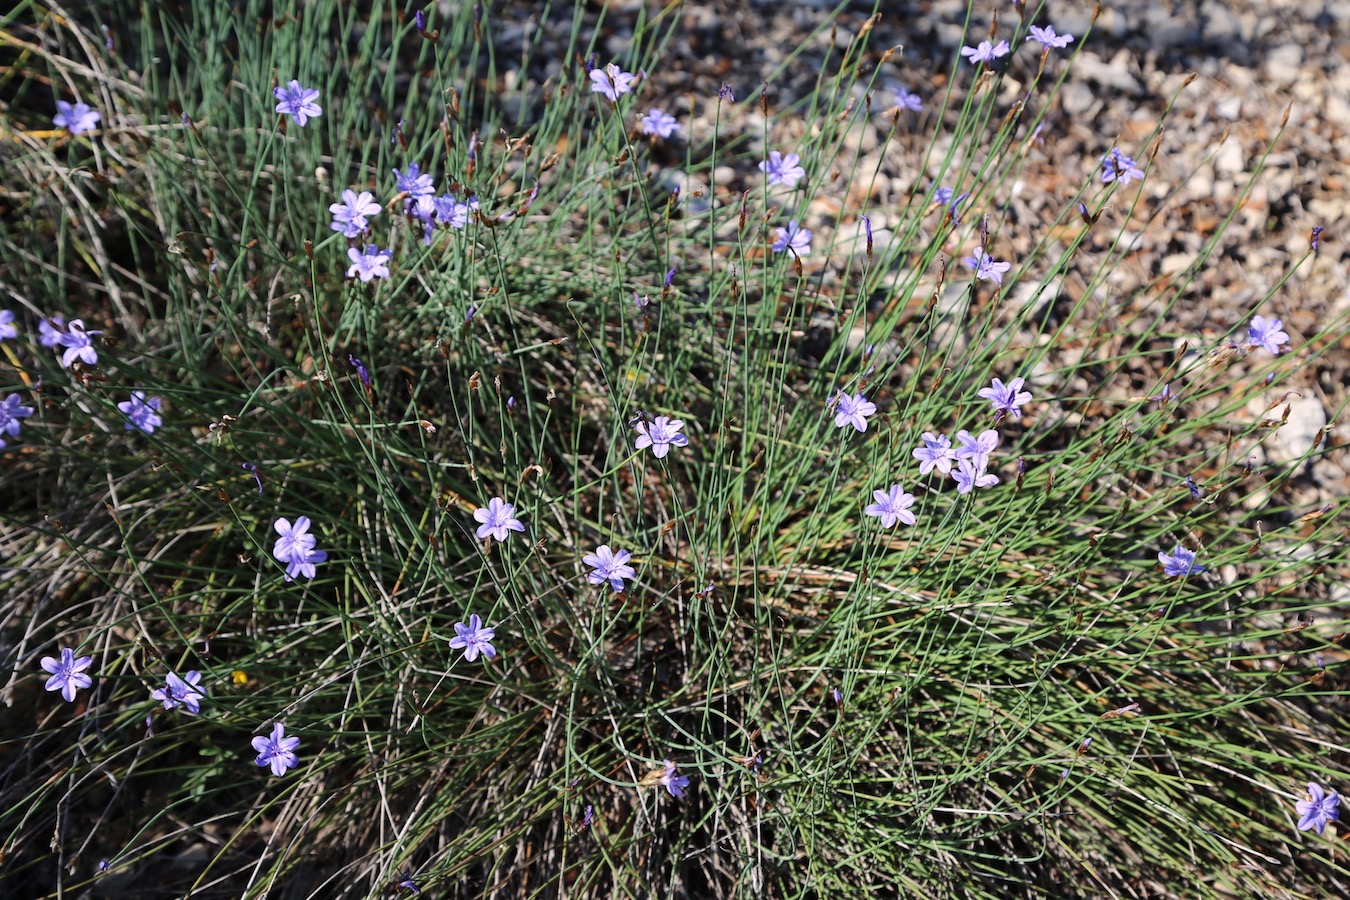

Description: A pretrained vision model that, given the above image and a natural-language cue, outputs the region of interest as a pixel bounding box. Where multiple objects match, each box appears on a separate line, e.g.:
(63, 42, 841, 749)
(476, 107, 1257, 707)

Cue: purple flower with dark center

(833, 391, 877, 432)
(330, 189, 381, 238)
(913, 431, 957, 475)
(589, 63, 636, 102)
(118, 391, 163, 434)
(954, 457, 999, 493)
(640, 108, 679, 138)
(955, 429, 1000, 470)
(1247, 315, 1289, 355)
(634, 415, 688, 459)
(58, 318, 101, 367)
(151, 670, 206, 715)
(963, 248, 1012, 284)
(0, 309, 16, 341)
(0, 393, 35, 448)
(272, 516, 328, 581)
(772, 220, 812, 256)
(583, 544, 637, 592)
(347, 245, 392, 282)
(38, 316, 66, 347)
(864, 484, 917, 527)
(1028, 25, 1074, 49)
(961, 40, 1011, 65)
(1101, 148, 1145, 185)
(978, 376, 1032, 418)
(273, 80, 322, 127)
(759, 151, 806, 188)
(449, 613, 497, 662)
(894, 88, 923, 112)
(1295, 782, 1341, 835)
(659, 760, 690, 798)
(1158, 544, 1205, 578)
(252, 722, 301, 776)
(474, 497, 525, 541)
(394, 162, 435, 200)
(41, 648, 94, 702)
(54, 100, 101, 135)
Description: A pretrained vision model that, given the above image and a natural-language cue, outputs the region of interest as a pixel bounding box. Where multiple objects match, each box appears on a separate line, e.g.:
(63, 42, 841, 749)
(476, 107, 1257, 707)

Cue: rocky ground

(548, 0, 1350, 520)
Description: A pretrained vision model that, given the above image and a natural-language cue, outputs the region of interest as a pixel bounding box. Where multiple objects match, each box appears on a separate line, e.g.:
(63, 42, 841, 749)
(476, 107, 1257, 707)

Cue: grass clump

(2, 1, 1348, 897)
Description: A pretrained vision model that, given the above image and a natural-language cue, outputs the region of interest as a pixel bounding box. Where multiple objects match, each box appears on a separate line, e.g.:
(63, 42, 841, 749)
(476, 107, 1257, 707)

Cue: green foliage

(2, 1, 1348, 897)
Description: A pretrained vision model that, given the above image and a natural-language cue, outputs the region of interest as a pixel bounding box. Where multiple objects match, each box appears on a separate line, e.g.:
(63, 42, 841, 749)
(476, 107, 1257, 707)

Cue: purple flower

(1295, 782, 1341, 835)
(589, 63, 636, 102)
(1158, 544, 1205, 578)
(433, 194, 472, 229)
(0, 309, 16, 341)
(252, 722, 301, 776)
(58, 318, 101, 367)
(640, 108, 679, 138)
(0, 392, 35, 448)
(1310, 225, 1324, 253)
(978, 376, 1032, 418)
(659, 760, 690, 798)
(449, 613, 497, 662)
(833, 391, 877, 432)
(346, 245, 392, 282)
(912, 431, 957, 475)
(329, 189, 381, 238)
(272, 516, 328, 581)
(243, 461, 264, 493)
(54, 100, 101, 135)
(40, 648, 94, 702)
(1101, 148, 1145, 185)
(962, 248, 1012, 284)
(955, 429, 999, 470)
(151, 670, 206, 715)
(1247, 315, 1289, 355)
(394, 162, 435, 200)
(772, 220, 812, 256)
(584, 544, 637, 592)
(397, 871, 421, 894)
(1182, 475, 1204, 500)
(348, 354, 370, 386)
(718, 83, 735, 102)
(1027, 25, 1074, 49)
(38, 316, 66, 347)
(864, 484, 917, 528)
(933, 185, 955, 206)
(945, 190, 971, 226)
(894, 88, 923, 112)
(961, 40, 1011, 65)
(953, 457, 999, 494)
(759, 151, 805, 188)
(634, 415, 689, 459)
(118, 391, 163, 434)
(474, 497, 525, 541)
(273, 80, 322, 127)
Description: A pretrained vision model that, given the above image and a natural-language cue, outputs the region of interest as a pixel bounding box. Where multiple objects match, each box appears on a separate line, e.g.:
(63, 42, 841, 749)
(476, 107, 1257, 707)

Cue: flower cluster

(272, 516, 328, 581)
(152, 670, 206, 715)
